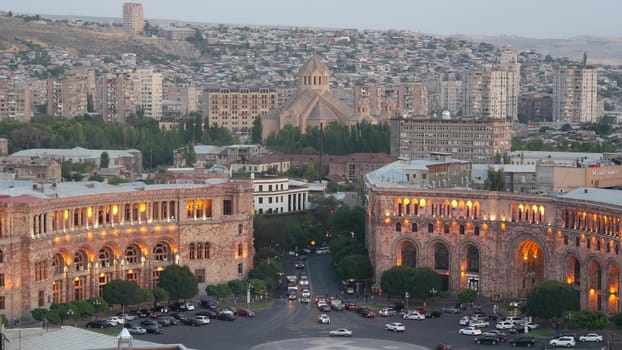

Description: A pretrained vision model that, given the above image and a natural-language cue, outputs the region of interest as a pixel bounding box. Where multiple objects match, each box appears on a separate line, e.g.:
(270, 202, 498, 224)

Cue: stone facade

(366, 185, 622, 314)
(0, 180, 254, 320)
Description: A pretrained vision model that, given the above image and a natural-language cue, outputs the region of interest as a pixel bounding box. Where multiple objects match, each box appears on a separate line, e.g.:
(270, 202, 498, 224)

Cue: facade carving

(366, 186, 622, 314)
(0, 180, 254, 320)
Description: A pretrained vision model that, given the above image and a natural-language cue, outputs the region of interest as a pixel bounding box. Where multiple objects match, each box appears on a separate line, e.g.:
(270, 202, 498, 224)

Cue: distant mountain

(452, 34, 622, 65)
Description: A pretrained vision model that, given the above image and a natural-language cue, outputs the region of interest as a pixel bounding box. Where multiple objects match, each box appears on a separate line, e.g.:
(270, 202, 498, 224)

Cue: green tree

(567, 310, 608, 329)
(484, 168, 506, 191)
(251, 116, 262, 144)
(100, 151, 110, 168)
(31, 308, 48, 321)
(337, 254, 372, 280)
(380, 266, 416, 299)
(458, 289, 478, 304)
(158, 264, 198, 300)
(152, 287, 170, 305)
(410, 267, 442, 300)
(248, 278, 267, 296)
(560, 123, 572, 132)
(228, 280, 247, 303)
(525, 280, 580, 319)
(205, 283, 231, 300)
(102, 280, 143, 311)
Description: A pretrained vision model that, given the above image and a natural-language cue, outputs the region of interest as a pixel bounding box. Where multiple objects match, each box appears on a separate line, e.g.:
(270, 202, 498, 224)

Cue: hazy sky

(2, 0, 620, 39)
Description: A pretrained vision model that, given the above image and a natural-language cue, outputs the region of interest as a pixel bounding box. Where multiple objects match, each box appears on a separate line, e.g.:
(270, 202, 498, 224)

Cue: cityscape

(0, 1, 622, 349)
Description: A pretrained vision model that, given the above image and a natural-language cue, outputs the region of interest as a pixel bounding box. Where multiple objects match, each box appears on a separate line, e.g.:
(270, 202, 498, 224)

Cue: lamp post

(92, 299, 101, 319)
(429, 288, 438, 299)
(67, 308, 74, 326)
(247, 282, 252, 310)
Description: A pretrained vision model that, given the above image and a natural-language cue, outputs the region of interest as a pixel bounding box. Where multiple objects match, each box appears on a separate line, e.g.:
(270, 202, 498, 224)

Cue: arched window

(98, 248, 113, 268)
(74, 251, 86, 272)
(466, 246, 480, 273)
(474, 226, 480, 236)
(125, 245, 139, 264)
(52, 254, 64, 275)
(153, 243, 168, 261)
(237, 243, 243, 257)
(434, 244, 449, 270)
(197, 243, 203, 259)
(443, 224, 450, 234)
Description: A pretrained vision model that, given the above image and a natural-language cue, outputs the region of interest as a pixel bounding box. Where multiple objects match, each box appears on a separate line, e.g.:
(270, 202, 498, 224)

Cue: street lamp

(66, 308, 75, 326)
(247, 282, 252, 310)
(429, 288, 438, 299)
(92, 299, 101, 319)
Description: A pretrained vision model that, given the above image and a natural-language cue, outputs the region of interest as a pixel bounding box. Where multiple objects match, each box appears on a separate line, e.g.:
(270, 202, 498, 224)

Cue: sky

(1, 0, 620, 39)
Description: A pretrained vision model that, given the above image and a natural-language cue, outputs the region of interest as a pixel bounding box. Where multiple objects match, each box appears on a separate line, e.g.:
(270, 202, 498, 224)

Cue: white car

(301, 289, 311, 298)
(117, 313, 138, 321)
(329, 328, 352, 337)
(403, 312, 425, 320)
(126, 325, 146, 335)
(549, 336, 576, 347)
(385, 322, 406, 332)
(106, 316, 126, 326)
(579, 333, 603, 342)
(315, 247, 330, 254)
(469, 319, 490, 328)
(184, 303, 196, 311)
(318, 314, 331, 324)
(379, 308, 397, 317)
(459, 327, 483, 336)
(459, 316, 471, 325)
(496, 321, 514, 330)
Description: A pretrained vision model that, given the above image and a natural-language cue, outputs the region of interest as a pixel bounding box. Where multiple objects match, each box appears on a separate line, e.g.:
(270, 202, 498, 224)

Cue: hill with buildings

(0, 15, 198, 60)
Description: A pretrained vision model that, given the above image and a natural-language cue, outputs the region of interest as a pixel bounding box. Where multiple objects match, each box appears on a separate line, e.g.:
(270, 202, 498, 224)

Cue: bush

(612, 312, 622, 327)
(31, 308, 48, 321)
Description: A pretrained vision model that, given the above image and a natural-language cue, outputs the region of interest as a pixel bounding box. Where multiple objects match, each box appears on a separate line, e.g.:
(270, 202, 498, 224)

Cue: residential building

(201, 87, 277, 132)
(133, 68, 162, 120)
(390, 115, 512, 163)
(47, 68, 95, 118)
(0, 77, 31, 122)
(0, 158, 61, 182)
(122, 2, 144, 34)
(518, 93, 553, 121)
(0, 179, 254, 319)
(163, 84, 200, 115)
(366, 156, 472, 189)
(392, 82, 428, 117)
(440, 73, 463, 116)
(353, 83, 385, 116)
(251, 175, 309, 215)
(326, 153, 397, 183)
(365, 179, 622, 314)
(24, 79, 48, 116)
(553, 65, 601, 123)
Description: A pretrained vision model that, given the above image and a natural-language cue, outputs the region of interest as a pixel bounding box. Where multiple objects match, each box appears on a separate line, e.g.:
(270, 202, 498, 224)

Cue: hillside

(0, 16, 199, 60)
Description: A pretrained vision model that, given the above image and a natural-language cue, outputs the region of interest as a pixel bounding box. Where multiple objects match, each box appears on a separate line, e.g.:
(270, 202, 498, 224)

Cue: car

(315, 247, 330, 254)
(329, 328, 352, 337)
(193, 315, 210, 325)
(181, 317, 203, 326)
(426, 310, 443, 318)
(505, 316, 523, 324)
(301, 289, 311, 298)
(154, 316, 172, 327)
(470, 319, 490, 328)
(387, 302, 404, 312)
(236, 308, 256, 317)
(483, 330, 507, 342)
(525, 322, 539, 330)
(117, 313, 138, 321)
(508, 326, 527, 334)
(361, 309, 375, 318)
(196, 309, 218, 318)
(509, 336, 536, 347)
(126, 325, 147, 335)
(106, 316, 126, 326)
(344, 303, 358, 311)
(496, 321, 515, 330)
(86, 319, 114, 328)
(436, 344, 453, 350)
(136, 309, 150, 318)
(320, 304, 332, 312)
(299, 276, 309, 286)
(385, 322, 406, 332)
(161, 315, 179, 325)
(379, 308, 397, 317)
(345, 286, 355, 294)
(509, 299, 527, 308)
(169, 313, 187, 321)
(295, 261, 305, 269)
(288, 292, 297, 301)
(300, 296, 310, 304)
(141, 319, 159, 328)
(184, 303, 196, 311)
(415, 307, 427, 315)
(143, 324, 163, 334)
(216, 312, 236, 321)
(459, 327, 483, 336)
(475, 334, 501, 345)
(549, 336, 576, 347)
(459, 316, 471, 325)
(318, 314, 331, 324)
(442, 305, 461, 314)
(200, 299, 218, 309)
(403, 312, 425, 320)
(579, 333, 603, 342)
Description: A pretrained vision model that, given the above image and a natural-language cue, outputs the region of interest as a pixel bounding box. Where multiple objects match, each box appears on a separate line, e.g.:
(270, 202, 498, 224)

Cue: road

(129, 254, 607, 350)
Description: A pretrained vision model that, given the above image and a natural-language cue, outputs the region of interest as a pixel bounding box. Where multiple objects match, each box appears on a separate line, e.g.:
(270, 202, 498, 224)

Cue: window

(237, 263, 243, 275)
(0, 249, 3, 263)
(223, 199, 233, 216)
(575, 237, 580, 247)
(258, 198, 263, 204)
(474, 226, 480, 236)
(428, 223, 434, 233)
(238, 224, 243, 235)
(0, 296, 4, 310)
(587, 239, 591, 249)
(564, 235, 569, 245)
(459, 225, 465, 235)
(396, 223, 401, 232)
(269, 197, 272, 204)
(258, 185, 263, 192)
(153, 243, 168, 261)
(38, 290, 45, 307)
(237, 243, 243, 257)
(204, 243, 210, 259)
(195, 269, 205, 283)
(189, 243, 195, 260)
(411, 223, 418, 232)
(196, 243, 203, 259)
(443, 224, 450, 234)
(597, 240, 601, 251)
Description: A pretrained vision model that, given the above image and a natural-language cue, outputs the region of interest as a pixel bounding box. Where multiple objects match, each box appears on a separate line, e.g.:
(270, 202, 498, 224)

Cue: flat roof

(560, 187, 622, 207)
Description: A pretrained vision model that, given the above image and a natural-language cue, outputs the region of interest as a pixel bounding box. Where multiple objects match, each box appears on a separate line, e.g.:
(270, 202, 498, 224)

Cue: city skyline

(1, 0, 621, 39)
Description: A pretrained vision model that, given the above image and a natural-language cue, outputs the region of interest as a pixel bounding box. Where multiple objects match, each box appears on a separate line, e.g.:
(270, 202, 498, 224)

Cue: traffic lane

(306, 253, 344, 298)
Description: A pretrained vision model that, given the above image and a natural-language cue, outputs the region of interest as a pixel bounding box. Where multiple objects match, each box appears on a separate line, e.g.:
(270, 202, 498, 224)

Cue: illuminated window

(153, 243, 168, 261)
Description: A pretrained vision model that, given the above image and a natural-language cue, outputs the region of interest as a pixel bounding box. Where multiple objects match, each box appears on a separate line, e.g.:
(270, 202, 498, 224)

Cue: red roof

(0, 194, 42, 204)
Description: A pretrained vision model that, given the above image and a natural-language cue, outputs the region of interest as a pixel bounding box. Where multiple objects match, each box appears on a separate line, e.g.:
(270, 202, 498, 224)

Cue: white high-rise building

(553, 65, 601, 123)
(133, 69, 162, 120)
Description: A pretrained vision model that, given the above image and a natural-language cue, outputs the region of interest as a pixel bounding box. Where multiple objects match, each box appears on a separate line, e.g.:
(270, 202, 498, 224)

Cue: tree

(567, 310, 608, 329)
(251, 116, 262, 144)
(484, 168, 506, 191)
(152, 287, 170, 305)
(102, 280, 143, 311)
(410, 267, 442, 301)
(525, 280, 580, 319)
(560, 123, 572, 132)
(228, 280, 247, 303)
(248, 278, 267, 296)
(205, 283, 231, 300)
(158, 264, 198, 301)
(458, 289, 478, 304)
(337, 254, 372, 280)
(100, 152, 110, 168)
(380, 266, 416, 299)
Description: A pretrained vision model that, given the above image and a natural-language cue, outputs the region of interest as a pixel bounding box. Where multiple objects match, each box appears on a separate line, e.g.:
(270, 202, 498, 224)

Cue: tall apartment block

(392, 83, 428, 116)
(96, 71, 127, 123)
(440, 73, 463, 116)
(0, 78, 31, 122)
(463, 51, 520, 120)
(390, 115, 511, 163)
(24, 79, 48, 116)
(201, 87, 277, 132)
(553, 65, 601, 123)
(47, 68, 95, 118)
(134, 69, 162, 120)
(353, 83, 385, 116)
(122, 2, 144, 34)
(163, 84, 200, 115)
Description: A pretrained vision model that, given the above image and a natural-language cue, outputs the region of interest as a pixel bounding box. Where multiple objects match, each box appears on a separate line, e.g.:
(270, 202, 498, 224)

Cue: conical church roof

(299, 55, 330, 76)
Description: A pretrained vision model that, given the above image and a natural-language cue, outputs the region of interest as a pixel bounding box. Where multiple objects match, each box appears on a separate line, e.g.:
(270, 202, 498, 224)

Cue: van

(195, 315, 210, 324)
(506, 316, 523, 325)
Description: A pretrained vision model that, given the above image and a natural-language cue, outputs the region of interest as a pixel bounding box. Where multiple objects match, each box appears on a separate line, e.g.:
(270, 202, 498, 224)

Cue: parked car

(442, 305, 461, 314)
(126, 325, 147, 335)
(106, 316, 126, 326)
(196, 309, 218, 318)
(154, 316, 172, 327)
(141, 319, 159, 328)
(509, 336, 536, 347)
(509, 299, 527, 308)
(496, 321, 515, 330)
(329, 328, 352, 337)
(216, 312, 236, 321)
(200, 299, 218, 309)
(169, 313, 187, 321)
(403, 312, 425, 320)
(475, 334, 501, 345)
(136, 309, 150, 318)
(549, 336, 576, 347)
(86, 319, 114, 328)
(236, 309, 256, 317)
(483, 330, 507, 342)
(143, 324, 163, 334)
(193, 315, 210, 325)
(379, 308, 397, 317)
(508, 326, 526, 334)
(579, 333, 602, 342)
(459, 316, 471, 326)
(470, 319, 490, 328)
(161, 315, 179, 325)
(385, 322, 406, 332)
(426, 310, 443, 318)
(459, 327, 483, 336)
(117, 313, 138, 321)
(181, 317, 203, 326)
